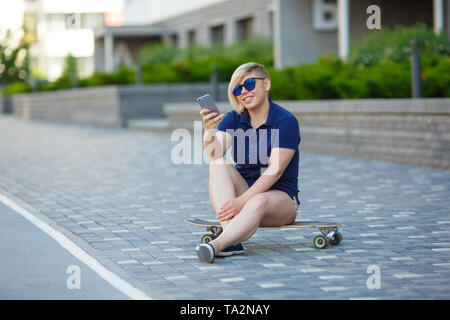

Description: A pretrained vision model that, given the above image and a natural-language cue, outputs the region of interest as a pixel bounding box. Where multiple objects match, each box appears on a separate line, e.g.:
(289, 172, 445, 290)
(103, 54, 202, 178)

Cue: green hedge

(140, 37, 273, 83)
(269, 54, 450, 100)
(4, 81, 32, 95)
(4, 25, 450, 99)
(349, 23, 450, 67)
(78, 67, 136, 87)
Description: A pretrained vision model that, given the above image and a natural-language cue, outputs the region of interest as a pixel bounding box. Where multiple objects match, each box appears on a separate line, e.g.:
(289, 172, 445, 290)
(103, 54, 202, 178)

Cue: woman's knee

(209, 158, 231, 173)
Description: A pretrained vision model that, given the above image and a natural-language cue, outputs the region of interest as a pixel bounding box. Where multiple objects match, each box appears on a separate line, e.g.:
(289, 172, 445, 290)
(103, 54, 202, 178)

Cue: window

(268, 11, 274, 39)
(188, 30, 196, 45)
(23, 13, 37, 43)
(236, 17, 253, 41)
(170, 33, 178, 46)
(46, 14, 66, 31)
(312, 0, 337, 31)
(81, 13, 104, 29)
(210, 25, 224, 45)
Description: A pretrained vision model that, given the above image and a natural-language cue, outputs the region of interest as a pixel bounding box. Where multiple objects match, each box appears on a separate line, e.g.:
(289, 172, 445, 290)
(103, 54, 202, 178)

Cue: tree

(0, 28, 29, 86)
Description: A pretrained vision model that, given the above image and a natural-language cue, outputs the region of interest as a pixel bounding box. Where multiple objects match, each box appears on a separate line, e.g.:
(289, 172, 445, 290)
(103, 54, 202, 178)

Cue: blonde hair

(228, 62, 270, 115)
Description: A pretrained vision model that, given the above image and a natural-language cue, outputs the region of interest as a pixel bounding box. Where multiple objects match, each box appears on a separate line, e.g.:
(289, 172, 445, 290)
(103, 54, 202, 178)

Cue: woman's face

(236, 72, 271, 111)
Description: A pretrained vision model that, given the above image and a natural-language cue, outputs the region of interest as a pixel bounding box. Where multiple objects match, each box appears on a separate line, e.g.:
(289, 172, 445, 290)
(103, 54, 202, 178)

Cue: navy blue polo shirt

(216, 97, 301, 205)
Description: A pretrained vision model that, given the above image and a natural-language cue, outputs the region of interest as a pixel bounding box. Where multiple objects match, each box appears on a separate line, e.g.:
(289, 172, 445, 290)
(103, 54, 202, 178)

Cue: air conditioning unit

(312, 0, 337, 31)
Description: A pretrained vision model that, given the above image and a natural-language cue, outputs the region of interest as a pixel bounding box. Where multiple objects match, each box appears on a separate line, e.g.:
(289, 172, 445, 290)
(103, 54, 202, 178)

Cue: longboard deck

(184, 218, 341, 229)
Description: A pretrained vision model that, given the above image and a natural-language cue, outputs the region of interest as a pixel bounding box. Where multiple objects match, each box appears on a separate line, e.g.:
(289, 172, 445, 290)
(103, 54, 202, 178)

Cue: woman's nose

(240, 86, 249, 95)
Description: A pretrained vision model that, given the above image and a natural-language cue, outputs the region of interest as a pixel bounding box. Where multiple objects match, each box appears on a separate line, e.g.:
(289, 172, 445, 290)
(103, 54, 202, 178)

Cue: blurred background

(0, 0, 448, 98)
(0, 0, 449, 170)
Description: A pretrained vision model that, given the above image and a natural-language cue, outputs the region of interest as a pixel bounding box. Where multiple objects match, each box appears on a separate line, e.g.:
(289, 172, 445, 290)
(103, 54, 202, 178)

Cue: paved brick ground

(1, 115, 450, 299)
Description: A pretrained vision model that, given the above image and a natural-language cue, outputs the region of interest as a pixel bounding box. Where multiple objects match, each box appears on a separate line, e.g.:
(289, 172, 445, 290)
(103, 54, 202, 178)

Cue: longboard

(184, 218, 342, 249)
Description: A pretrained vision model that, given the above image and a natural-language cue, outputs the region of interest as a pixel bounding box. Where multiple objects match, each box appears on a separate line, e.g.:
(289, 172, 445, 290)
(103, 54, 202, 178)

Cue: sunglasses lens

(233, 85, 242, 96)
(244, 78, 256, 91)
(233, 78, 258, 96)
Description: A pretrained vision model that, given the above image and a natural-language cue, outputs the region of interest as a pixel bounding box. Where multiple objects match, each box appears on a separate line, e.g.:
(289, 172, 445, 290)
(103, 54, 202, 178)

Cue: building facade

(96, 0, 450, 72)
(153, 0, 450, 69)
(21, 0, 124, 80)
(9, 0, 450, 79)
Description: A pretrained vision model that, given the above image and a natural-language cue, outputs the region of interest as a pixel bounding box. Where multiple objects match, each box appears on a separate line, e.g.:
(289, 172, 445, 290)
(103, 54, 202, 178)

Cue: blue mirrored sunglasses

(233, 77, 266, 96)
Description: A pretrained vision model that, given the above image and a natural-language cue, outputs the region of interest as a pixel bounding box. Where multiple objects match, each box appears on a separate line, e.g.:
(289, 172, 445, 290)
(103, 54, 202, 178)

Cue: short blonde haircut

(228, 62, 270, 115)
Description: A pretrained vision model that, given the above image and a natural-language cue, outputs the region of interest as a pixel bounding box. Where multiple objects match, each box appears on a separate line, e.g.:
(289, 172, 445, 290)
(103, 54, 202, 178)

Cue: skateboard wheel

(330, 231, 342, 245)
(314, 235, 329, 249)
(201, 234, 215, 244)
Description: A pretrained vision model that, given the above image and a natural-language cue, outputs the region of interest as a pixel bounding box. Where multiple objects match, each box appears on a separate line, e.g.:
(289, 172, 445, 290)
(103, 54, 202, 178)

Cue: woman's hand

(200, 108, 224, 130)
(216, 196, 246, 222)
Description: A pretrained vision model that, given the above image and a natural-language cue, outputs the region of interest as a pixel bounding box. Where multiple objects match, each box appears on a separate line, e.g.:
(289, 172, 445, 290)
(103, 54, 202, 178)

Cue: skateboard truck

(202, 225, 223, 243)
(315, 227, 342, 249)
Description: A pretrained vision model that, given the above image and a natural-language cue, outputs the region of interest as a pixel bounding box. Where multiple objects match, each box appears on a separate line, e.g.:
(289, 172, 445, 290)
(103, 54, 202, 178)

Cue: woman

(197, 62, 301, 263)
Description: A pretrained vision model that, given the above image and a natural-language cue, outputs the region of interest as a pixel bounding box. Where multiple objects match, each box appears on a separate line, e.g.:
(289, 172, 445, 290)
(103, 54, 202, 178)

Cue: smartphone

(197, 94, 220, 114)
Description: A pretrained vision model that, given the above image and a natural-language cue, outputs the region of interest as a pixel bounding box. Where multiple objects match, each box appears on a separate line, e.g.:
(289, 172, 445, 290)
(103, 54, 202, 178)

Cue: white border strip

(0, 193, 152, 300)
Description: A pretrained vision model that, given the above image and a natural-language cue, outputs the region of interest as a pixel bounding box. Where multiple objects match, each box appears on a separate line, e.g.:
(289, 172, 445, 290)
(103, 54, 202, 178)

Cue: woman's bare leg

(208, 158, 249, 229)
(209, 190, 297, 253)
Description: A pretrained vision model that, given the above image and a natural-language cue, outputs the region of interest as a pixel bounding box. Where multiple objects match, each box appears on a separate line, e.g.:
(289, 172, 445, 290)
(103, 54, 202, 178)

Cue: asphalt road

(0, 201, 128, 300)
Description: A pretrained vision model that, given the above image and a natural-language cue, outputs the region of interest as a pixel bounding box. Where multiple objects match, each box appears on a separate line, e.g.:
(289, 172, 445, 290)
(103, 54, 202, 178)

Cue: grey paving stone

(1, 115, 450, 299)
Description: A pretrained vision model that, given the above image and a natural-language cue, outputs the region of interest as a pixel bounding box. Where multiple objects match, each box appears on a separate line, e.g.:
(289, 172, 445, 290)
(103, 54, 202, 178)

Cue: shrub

(4, 81, 32, 94)
(270, 56, 347, 100)
(140, 43, 182, 65)
(359, 61, 411, 98)
(421, 55, 450, 97)
(139, 37, 273, 84)
(4, 25, 448, 99)
(349, 23, 450, 68)
(79, 66, 136, 87)
(267, 23, 449, 100)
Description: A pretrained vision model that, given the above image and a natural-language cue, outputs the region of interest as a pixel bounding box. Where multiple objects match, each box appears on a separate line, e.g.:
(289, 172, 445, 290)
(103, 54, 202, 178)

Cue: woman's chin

(242, 101, 257, 109)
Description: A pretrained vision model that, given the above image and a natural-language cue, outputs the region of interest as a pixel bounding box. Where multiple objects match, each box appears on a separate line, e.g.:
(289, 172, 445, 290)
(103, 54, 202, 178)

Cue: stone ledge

(127, 118, 171, 132)
(9, 83, 229, 128)
(162, 98, 450, 170)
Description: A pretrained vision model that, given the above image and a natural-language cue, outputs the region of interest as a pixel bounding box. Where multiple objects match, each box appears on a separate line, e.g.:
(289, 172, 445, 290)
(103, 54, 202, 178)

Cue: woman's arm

(216, 147, 295, 221)
(203, 129, 232, 161)
(240, 147, 295, 203)
(200, 108, 233, 160)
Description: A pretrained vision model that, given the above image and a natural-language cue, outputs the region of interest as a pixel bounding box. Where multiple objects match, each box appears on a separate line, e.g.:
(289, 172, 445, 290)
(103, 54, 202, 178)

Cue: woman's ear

(264, 78, 271, 92)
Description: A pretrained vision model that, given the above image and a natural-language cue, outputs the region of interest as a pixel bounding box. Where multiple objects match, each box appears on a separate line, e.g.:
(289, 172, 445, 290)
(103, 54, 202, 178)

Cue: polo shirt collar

(239, 97, 276, 128)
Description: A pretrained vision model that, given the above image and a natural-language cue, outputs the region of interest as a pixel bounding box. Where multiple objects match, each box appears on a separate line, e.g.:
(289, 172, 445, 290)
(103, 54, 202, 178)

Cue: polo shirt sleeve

(216, 111, 235, 132)
(276, 116, 301, 150)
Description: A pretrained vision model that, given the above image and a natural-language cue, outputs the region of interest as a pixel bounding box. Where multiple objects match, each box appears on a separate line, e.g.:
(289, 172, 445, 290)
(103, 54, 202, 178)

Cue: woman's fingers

(218, 212, 234, 222)
(217, 207, 234, 220)
(218, 200, 230, 210)
(216, 208, 229, 219)
(217, 209, 233, 217)
(217, 209, 229, 219)
(208, 114, 223, 125)
(200, 109, 213, 117)
(202, 111, 223, 122)
(203, 112, 216, 121)
(211, 114, 224, 124)
(200, 109, 224, 130)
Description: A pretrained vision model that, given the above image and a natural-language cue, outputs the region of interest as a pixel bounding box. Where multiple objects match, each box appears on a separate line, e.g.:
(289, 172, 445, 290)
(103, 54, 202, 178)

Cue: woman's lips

(242, 95, 254, 103)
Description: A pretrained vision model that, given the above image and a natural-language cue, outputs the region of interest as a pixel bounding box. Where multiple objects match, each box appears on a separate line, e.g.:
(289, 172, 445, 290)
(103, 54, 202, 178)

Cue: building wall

(447, 0, 450, 36)
(276, 0, 447, 68)
(349, 0, 434, 40)
(159, 0, 273, 47)
(276, 0, 337, 68)
(10, 83, 229, 127)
